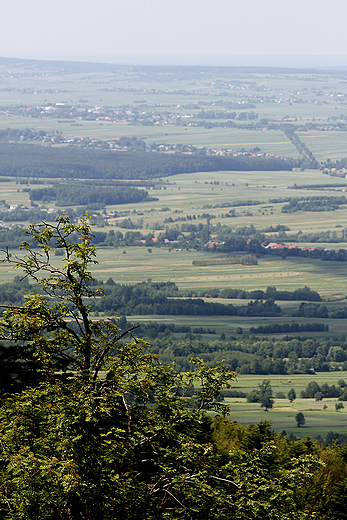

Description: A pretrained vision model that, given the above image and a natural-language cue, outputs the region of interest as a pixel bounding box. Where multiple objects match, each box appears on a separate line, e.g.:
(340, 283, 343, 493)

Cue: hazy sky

(1, 0, 347, 63)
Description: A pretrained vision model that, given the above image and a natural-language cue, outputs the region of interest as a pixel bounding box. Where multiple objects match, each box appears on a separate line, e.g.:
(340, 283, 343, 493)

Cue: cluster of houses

(264, 242, 336, 253)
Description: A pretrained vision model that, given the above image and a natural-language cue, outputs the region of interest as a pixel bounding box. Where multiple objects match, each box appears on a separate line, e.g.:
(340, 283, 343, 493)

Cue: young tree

(288, 388, 296, 403)
(0, 214, 114, 381)
(259, 380, 274, 411)
(295, 412, 306, 427)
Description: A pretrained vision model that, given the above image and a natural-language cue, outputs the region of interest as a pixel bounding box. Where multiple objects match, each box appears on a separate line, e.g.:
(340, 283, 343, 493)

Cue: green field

(298, 131, 347, 161)
(221, 399, 347, 439)
(87, 248, 347, 299)
(220, 372, 347, 438)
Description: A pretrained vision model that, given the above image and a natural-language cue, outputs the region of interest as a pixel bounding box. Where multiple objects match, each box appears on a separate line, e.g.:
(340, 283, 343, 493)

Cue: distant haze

(1, 0, 347, 67)
(2, 53, 347, 69)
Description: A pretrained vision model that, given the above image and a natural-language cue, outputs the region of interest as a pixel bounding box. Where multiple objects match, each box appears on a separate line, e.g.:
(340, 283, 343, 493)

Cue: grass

(221, 372, 347, 438)
(89, 247, 347, 299)
(298, 131, 347, 161)
(222, 398, 347, 438)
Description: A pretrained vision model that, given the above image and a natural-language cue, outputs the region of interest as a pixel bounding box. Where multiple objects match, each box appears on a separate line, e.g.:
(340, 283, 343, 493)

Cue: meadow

(221, 398, 346, 439)
(221, 372, 347, 439)
(89, 247, 347, 299)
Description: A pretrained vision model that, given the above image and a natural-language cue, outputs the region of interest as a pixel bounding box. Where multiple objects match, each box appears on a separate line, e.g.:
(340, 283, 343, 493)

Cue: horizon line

(2, 52, 347, 69)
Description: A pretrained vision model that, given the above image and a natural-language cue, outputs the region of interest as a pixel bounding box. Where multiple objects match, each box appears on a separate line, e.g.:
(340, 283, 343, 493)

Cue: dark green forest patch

(29, 183, 149, 206)
(0, 143, 298, 180)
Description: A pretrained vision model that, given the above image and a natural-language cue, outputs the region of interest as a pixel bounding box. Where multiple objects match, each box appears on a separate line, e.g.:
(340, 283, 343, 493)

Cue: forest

(29, 183, 149, 205)
(0, 277, 340, 377)
(0, 142, 299, 180)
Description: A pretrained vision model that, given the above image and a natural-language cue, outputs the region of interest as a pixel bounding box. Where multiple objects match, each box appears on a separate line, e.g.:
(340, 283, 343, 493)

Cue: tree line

(281, 195, 347, 213)
(0, 279, 337, 324)
(147, 333, 343, 375)
(300, 379, 347, 400)
(249, 323, 329, 334)
(91, 282, 282, 317)
(183, 285, 322, 302)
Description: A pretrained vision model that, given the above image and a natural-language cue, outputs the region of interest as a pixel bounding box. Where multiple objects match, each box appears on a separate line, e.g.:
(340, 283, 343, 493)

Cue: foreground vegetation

(2, 215, 347, 519)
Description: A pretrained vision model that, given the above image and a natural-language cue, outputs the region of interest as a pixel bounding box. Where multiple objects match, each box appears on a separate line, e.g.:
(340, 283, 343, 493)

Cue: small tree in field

(295, 412, 306, 427)
(288, 388, 296, 403)
(259, 380, 274, 411)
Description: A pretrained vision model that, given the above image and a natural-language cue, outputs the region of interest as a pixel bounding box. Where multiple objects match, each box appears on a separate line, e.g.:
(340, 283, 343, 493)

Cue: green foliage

(247, 390, 261, 403)
(293, 302, 329, 318)
(0, 214, 325, 519)
(0, 142, 297, 180)
(30, 183, 149, 206)
(288, 388, 296, 403)
(212, 419, 323, 518)
(250, 322, 329, 334)
(301, 381, 343, 400)
(93, 281, 282, 317)
(226, 445, 317, 519)
(0, 349, 237, 519)
(187, 282, 321, 302)
(296, 412, 306, 427)
(0, 214, 238, 518)
(259, 380, 274, 411)
(282, 196, 347, 213)
(0, 214, 108, 378)
(241, 253, 258, 265)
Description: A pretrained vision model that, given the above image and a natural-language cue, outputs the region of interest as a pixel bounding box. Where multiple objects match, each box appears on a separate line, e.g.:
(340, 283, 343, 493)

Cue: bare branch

(161, 489, 186, 509)
(209, 475, 239, 488)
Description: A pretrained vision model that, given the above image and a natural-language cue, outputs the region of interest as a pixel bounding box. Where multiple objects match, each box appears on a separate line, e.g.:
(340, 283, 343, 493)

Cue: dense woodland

(0, 143, 299, 180)
(29, 183, 149, 206)
(133, 325, 344, 375)
(0, 278, 323, 318)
